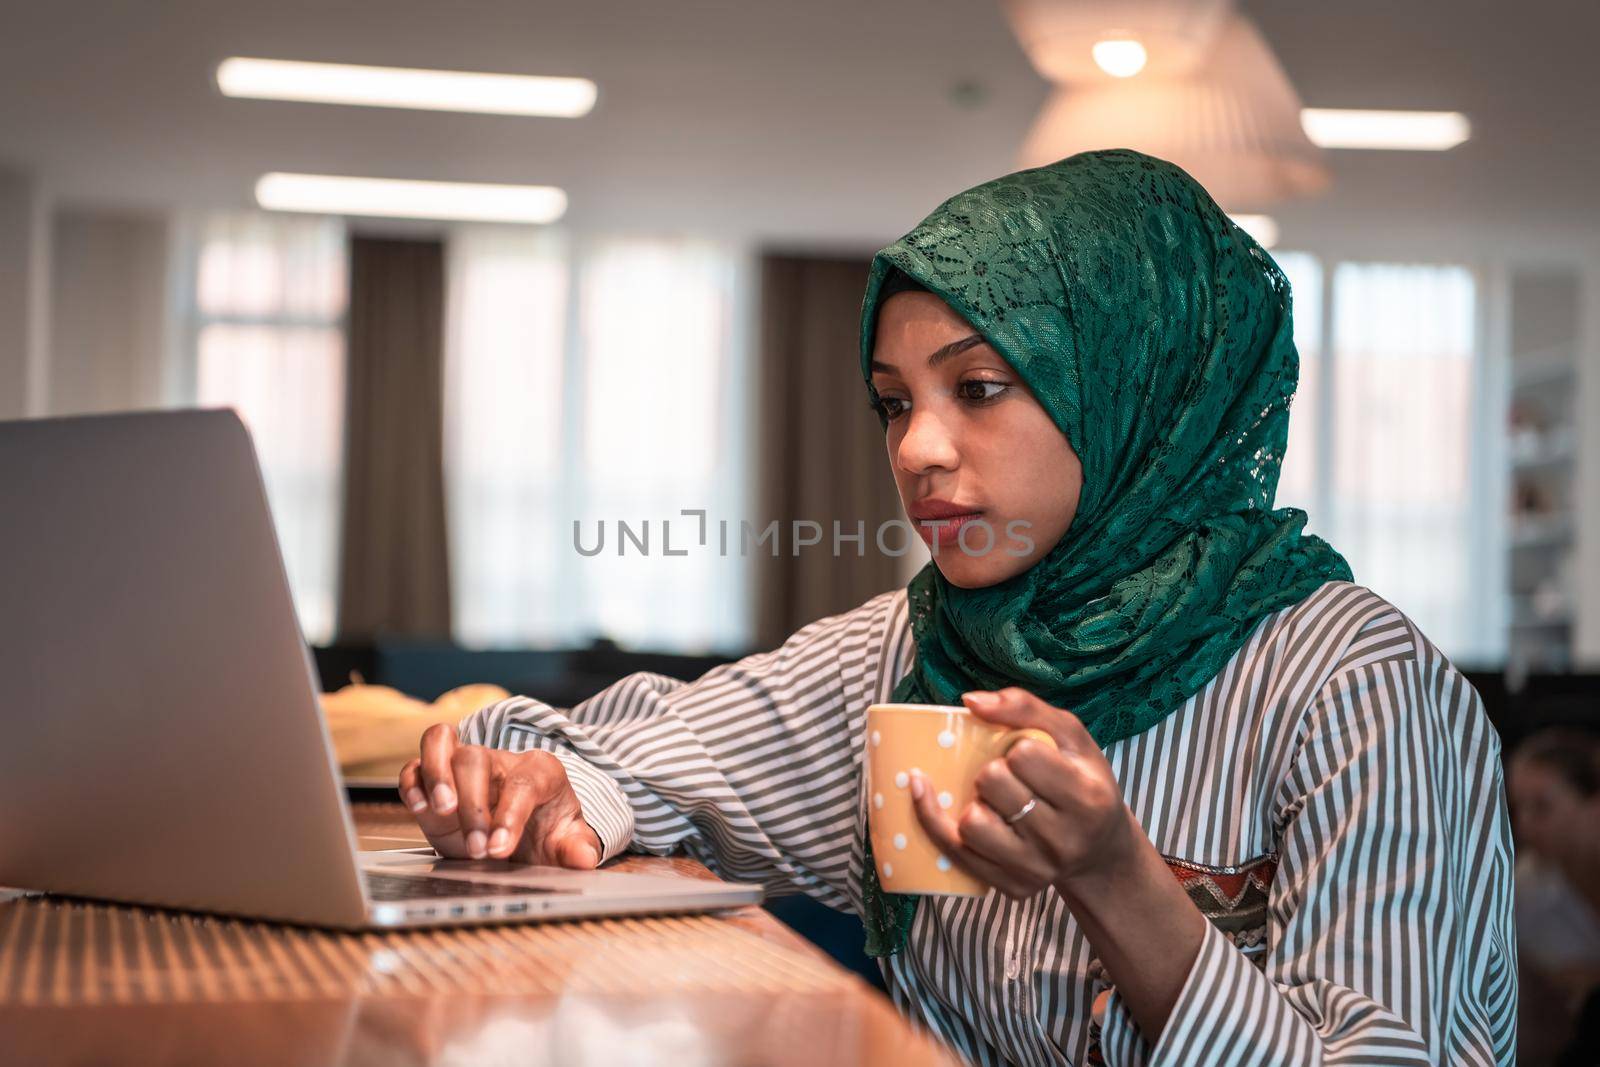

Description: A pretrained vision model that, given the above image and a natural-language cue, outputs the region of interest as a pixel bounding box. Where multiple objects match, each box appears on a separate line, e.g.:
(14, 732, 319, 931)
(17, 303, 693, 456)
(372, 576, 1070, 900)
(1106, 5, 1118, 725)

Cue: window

(1327, 262, 1479, 658)
(443, 226, 570, 647)
(1271, 251, 1488, 663)
(186, 213, 348, 644)
(1271, 251, 1322, 516)
(445, 231, 750, 652)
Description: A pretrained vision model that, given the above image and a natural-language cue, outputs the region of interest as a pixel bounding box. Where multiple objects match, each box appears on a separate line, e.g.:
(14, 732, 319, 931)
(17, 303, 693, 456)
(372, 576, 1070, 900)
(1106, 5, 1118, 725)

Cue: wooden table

(0, 804, 964, 1066)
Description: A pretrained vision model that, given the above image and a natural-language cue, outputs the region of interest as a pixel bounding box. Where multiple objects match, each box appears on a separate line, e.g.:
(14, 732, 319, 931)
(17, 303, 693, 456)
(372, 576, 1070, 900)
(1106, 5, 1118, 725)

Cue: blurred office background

(2, 2, 1598, 1050)
(3, 0, 1594, 675)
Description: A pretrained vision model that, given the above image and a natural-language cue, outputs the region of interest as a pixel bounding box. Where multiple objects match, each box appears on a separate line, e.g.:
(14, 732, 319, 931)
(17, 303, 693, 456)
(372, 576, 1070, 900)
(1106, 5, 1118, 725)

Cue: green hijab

(855, 148, 1351, 957)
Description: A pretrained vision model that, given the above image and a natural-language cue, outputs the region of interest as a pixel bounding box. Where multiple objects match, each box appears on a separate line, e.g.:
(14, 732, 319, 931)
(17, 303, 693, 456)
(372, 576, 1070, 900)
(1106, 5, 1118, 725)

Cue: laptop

(0, 409, 762, 928)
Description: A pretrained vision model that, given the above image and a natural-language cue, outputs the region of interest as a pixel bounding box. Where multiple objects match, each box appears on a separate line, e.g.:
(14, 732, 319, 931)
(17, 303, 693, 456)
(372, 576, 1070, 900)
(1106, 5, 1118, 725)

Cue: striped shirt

(459, 580, 1517, 1065)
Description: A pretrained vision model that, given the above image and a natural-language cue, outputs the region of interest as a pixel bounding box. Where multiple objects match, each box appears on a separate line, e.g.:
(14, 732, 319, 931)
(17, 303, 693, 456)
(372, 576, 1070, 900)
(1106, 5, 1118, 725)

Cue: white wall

(0, 186, 172, 423)
(0, 167, 50, 420)
(47, 209, 171, 415)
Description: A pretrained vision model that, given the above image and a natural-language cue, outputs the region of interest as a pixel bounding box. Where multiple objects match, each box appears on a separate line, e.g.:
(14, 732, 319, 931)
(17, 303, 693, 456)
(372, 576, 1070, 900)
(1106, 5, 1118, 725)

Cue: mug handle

(998, 727, 1058, 755)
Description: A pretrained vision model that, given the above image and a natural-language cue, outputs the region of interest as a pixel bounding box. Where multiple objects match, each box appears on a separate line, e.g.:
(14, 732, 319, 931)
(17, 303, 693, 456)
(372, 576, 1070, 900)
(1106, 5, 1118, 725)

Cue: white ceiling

(1, 0, 1596, 250)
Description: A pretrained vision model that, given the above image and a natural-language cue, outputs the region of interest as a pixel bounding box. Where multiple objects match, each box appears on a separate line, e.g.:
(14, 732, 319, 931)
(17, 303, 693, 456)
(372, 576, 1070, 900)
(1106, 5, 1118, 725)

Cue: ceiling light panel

(217, 58, 596, 118)
(255, 173, 568, 224)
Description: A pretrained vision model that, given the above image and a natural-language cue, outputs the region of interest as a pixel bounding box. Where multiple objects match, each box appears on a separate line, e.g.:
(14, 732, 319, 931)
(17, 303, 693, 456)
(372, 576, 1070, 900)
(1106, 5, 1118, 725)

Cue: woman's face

(870, 291, 1082, 589)
(1509, 754, 1599, 863)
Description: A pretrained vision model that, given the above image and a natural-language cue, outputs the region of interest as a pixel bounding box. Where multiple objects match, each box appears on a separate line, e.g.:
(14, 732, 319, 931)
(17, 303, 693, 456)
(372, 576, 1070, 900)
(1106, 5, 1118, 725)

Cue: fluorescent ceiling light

(217, 57, 596, 118)
(1300, 108, 1470, 150)
(1092, 38, 1148, 78)
(255, 173, 567, 224)
(1229, 214, 1278, 248)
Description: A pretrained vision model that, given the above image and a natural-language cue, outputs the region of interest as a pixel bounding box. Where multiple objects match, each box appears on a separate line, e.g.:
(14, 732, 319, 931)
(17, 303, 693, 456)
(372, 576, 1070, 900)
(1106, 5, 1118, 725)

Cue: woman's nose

(894, 405, 960, 475)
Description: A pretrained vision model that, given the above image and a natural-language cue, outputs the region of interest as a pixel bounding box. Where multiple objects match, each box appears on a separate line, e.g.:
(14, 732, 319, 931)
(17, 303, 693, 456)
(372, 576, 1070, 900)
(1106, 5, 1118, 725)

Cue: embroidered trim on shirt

(1164, 851, 1278, 958)
(1084, 852, 1279, 1064)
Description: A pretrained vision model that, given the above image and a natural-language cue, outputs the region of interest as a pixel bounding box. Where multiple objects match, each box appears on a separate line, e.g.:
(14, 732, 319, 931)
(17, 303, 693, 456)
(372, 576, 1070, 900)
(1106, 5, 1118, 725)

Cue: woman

(401, 149, 1517, 1065)
(1509, 728, 1600, 1064)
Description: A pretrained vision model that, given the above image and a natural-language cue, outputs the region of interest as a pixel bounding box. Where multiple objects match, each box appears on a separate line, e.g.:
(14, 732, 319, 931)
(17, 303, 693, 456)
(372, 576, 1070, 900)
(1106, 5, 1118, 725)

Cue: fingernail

(488, 828, 511, 854)
(405, 789, 428, 813)
(910, 773, 925, 800)
(467, 830, 487, 859)
(964, 691, 1000, 709)
(432, 784, 456, 814)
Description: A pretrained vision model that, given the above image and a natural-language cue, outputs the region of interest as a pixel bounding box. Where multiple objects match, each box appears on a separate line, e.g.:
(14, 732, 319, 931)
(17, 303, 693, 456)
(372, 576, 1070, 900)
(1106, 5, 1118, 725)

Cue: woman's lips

(912, 511, 987, 547)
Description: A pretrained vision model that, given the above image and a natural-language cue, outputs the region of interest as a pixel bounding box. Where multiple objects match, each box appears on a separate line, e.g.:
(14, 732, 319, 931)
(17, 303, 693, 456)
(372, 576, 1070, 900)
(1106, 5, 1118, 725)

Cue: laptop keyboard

(364, 872, 558, 902)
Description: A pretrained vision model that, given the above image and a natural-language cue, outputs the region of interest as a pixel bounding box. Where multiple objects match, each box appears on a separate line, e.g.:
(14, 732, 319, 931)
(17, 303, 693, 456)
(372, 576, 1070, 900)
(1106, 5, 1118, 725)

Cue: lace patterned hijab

(855, 148, 1351, 956)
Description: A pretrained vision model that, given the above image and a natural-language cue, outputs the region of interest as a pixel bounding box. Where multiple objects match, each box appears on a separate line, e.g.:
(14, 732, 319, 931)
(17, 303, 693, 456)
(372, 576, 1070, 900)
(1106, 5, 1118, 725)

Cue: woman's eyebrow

(870, 333, 987, 374)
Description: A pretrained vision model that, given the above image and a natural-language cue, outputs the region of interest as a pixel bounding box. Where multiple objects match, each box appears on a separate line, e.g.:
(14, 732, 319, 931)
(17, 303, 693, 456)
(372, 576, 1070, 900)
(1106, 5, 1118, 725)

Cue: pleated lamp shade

(1000, 0, 1235, 83)
(1016, 14, 1330, 210)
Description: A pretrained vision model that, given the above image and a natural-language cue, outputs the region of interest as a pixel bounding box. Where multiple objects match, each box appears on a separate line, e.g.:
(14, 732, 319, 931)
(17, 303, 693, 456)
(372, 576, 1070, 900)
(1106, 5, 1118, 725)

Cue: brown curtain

(753, 253, 904, 649)
(335, 235, 452, 640)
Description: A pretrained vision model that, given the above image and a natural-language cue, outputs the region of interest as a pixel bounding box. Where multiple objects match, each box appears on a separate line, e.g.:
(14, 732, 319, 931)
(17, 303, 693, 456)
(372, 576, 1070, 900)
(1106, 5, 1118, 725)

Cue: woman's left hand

(909, 686, 1141, 899)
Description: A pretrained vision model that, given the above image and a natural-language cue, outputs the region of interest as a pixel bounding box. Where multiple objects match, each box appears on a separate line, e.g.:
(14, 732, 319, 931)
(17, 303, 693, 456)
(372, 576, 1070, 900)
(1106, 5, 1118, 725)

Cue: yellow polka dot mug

(865, 702, 1059, 896)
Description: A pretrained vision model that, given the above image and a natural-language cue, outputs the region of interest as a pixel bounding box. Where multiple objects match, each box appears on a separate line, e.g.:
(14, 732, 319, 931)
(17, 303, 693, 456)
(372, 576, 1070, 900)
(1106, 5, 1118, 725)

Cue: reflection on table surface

(0, 805, 962, 1066)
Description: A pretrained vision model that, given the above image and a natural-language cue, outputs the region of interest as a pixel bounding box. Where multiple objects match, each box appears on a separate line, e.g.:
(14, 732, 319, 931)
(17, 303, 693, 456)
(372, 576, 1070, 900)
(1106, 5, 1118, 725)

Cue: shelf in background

(1510, 344, 1576, 391)
(1504, 266, 1583, 681)
(1509, 514, 1574, 549)
(1511, 446, 1575, 473)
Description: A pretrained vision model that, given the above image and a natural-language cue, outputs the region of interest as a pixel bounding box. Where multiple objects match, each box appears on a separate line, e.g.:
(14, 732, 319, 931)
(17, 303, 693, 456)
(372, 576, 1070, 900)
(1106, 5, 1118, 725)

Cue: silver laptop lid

(0, 409, 369, 927)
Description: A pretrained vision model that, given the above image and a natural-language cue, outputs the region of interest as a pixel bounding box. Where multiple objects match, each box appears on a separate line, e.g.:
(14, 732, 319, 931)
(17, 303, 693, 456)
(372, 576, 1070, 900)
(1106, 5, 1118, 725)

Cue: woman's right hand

(398, 724, 602, 867)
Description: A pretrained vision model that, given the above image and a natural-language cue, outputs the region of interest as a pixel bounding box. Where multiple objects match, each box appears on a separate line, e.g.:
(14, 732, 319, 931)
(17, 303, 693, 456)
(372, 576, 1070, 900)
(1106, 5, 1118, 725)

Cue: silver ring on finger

(1004, 796, 1039, 825)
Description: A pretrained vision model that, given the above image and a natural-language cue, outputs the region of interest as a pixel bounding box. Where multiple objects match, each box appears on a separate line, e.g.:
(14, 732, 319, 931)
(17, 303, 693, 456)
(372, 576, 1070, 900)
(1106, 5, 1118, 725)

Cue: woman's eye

(874, 396, 909, 420)
(957, 379, 1009, 403)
